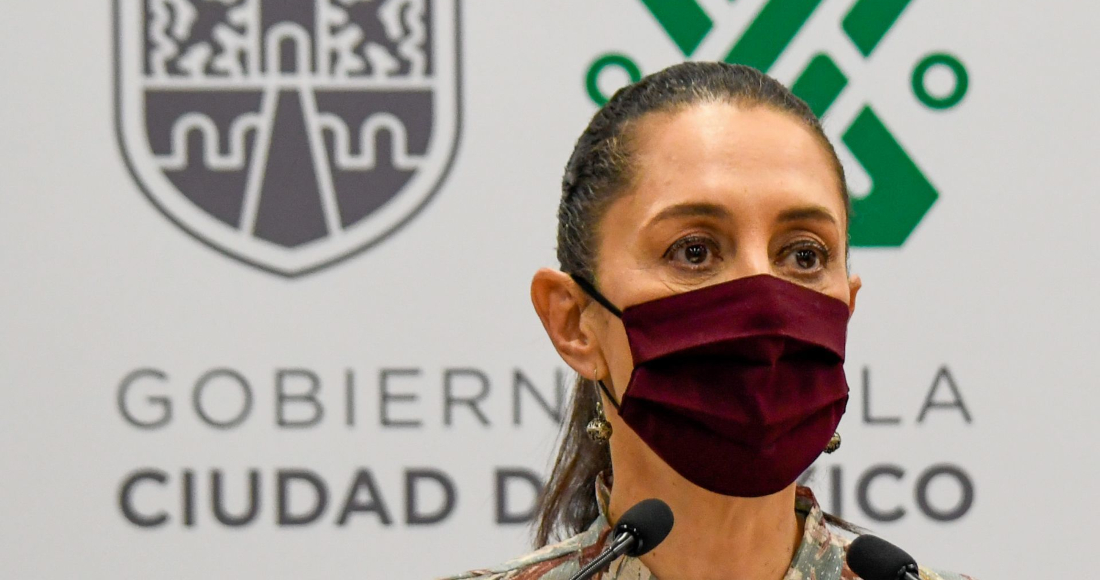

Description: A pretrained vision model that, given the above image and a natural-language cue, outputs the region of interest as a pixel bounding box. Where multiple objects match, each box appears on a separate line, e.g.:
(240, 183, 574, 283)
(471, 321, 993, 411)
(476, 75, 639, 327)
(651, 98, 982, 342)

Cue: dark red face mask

(572, 273, 850, 497)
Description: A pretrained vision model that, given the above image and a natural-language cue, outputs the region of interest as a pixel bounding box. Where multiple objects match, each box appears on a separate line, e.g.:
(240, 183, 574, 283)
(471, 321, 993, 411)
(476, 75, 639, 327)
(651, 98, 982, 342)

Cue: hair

(534, 61, 854, 547)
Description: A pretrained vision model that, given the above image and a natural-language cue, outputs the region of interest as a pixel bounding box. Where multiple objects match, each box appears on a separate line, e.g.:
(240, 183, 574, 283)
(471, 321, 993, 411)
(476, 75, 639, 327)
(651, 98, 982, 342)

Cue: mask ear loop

(569, 273, 625, 411)
(568, 273, 624, 318)
(596, 379, 621, 412)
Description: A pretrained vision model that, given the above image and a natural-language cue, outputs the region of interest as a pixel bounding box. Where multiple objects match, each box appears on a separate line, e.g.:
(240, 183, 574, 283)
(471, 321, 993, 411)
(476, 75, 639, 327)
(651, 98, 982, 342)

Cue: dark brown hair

(534, 61, 853, 547)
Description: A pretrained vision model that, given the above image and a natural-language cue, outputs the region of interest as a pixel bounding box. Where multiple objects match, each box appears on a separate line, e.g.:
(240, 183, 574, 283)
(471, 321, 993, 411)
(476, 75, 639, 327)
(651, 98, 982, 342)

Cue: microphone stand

(899, 563, 921, 580)
(567, 531, 637, 580)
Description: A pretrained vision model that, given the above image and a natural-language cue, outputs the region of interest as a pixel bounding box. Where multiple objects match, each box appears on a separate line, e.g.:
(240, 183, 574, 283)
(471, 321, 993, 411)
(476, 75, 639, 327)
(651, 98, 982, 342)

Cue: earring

(824, 431, 841, 454)
(585, 373, 613, 443)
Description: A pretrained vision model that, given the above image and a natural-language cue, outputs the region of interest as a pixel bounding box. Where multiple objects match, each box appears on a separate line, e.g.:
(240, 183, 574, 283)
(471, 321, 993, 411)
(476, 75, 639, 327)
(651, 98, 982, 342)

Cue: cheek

(599, 318, 635, 397)
(824, 271, 852, 305)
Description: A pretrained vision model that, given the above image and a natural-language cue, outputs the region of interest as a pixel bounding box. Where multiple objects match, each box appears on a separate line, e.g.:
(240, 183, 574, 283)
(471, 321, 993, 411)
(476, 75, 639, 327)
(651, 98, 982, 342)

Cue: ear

(531, 268, 602, 380)
(847, 273, 862, 317)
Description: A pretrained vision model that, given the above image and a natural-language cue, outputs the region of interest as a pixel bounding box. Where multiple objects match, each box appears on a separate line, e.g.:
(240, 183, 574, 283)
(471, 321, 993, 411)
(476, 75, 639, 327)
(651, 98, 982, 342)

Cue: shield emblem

(115, 0, 461, 277)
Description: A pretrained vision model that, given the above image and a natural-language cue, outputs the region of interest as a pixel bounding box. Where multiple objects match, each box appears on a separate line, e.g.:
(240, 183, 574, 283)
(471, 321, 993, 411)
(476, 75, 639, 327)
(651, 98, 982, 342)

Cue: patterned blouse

(441, 482, 975, 580)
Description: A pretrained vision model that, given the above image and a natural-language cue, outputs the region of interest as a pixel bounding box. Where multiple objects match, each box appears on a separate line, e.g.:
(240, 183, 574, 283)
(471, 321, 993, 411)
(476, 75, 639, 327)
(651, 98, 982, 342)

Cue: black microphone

(847, 535, 921, 580)
(567, 498, 674, 580)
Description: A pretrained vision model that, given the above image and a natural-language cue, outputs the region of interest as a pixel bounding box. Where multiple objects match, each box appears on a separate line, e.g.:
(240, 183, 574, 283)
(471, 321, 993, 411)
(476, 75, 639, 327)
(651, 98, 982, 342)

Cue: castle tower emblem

(115, 0, 461, 276)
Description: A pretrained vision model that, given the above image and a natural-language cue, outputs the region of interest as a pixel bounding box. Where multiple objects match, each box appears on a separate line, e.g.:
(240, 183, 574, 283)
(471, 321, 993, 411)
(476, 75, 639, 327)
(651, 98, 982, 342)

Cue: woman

(444, 62, 973, 580)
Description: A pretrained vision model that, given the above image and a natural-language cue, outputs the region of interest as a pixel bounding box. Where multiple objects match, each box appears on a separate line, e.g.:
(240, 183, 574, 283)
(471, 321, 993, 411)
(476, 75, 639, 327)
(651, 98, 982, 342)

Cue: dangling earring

(824, 431, 841, 454)
(585, 372, 613, 443)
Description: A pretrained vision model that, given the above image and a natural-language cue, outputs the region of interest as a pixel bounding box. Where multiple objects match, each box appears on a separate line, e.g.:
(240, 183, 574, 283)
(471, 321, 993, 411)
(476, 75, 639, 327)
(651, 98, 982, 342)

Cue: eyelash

(663, 234, 722, 271)
(662, 235, 833, 278)
(778, 239, 831, 274)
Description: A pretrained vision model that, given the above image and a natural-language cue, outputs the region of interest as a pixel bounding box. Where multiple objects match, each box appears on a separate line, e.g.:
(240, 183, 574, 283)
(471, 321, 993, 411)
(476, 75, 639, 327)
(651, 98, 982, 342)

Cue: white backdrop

(1, 1, 1097, 579)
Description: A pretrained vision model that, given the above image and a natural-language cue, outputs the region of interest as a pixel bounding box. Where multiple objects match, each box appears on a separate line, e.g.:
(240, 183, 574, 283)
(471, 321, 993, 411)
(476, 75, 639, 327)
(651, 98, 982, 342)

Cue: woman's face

(587, 101, 860, 406)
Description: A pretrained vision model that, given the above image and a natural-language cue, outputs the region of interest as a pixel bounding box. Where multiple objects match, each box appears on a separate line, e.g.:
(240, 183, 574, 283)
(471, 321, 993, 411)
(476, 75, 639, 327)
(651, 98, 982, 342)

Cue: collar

(585, 475, 847, 580)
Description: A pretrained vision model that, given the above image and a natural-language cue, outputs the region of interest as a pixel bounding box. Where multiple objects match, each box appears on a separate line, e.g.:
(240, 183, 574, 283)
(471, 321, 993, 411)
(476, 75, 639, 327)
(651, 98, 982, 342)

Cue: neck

(607, 470, 803, 580)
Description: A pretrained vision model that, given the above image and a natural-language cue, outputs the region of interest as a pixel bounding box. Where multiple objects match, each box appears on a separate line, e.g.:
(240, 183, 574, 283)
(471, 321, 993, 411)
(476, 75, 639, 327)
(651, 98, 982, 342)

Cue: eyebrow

(648, 202, 733, 225)
(646, 203, 839, 227)
(776, 205, 838, 225)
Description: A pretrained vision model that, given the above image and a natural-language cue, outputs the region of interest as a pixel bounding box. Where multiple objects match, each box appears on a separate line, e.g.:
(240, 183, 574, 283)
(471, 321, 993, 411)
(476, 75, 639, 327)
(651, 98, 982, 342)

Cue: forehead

(620, 102, 845, 224)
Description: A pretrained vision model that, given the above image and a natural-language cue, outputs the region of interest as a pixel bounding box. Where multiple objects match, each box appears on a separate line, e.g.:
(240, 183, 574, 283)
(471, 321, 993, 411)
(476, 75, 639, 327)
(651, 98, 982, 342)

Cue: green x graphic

(638, 0, 936, 246)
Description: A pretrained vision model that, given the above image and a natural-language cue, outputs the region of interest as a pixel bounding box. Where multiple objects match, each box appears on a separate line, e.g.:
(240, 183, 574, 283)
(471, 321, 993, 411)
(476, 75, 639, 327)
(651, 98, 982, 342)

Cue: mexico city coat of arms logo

(114, 0, 461, 277)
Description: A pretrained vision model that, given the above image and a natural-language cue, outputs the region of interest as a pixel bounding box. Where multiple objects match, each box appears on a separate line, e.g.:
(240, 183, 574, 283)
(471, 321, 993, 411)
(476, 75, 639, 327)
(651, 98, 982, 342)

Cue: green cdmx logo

(585, 0, 969, 247)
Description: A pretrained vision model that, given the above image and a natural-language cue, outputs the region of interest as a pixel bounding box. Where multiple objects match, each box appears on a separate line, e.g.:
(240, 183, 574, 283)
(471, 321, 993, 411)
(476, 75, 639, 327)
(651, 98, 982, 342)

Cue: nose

(723, 240, 772, 282)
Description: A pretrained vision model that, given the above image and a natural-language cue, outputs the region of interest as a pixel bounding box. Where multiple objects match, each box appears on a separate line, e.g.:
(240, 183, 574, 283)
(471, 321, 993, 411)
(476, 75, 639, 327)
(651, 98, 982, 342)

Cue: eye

(665, 235, 721, 270)
(778, 240, 830, 275)
(684, 243, 708, 264)
(794, 248, 819, 269)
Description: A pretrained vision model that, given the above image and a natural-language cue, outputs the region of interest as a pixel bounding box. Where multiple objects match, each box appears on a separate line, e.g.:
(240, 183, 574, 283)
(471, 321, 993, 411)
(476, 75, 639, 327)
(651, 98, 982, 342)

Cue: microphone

(567, 498, 674, 580)
(847, 535, 921, 580)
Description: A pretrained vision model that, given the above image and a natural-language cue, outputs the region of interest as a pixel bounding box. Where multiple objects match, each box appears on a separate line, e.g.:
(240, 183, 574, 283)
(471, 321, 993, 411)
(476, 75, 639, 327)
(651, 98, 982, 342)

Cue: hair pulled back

(536, 61, 851, 547)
